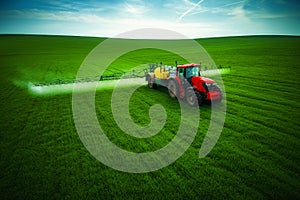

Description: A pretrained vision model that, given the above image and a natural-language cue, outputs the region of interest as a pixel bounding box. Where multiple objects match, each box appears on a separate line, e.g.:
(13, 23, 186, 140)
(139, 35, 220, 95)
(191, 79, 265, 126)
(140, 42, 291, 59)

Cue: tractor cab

(176, 64, 201, 77)
(176, 63, 201, 85)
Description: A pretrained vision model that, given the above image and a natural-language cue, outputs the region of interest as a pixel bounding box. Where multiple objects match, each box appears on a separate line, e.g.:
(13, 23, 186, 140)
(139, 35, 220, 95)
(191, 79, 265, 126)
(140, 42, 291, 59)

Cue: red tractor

(146, 63, 222, 106)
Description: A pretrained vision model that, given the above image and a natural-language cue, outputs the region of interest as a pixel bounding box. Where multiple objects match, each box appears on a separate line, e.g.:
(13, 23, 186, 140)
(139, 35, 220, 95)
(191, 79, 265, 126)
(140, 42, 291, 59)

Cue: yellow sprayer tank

(154, 67, 170, 79)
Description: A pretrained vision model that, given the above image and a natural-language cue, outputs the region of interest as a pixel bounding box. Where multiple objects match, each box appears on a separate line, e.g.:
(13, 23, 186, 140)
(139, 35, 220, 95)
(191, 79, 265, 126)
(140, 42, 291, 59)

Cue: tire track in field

(224, 77, 300, 102)
(212, 132, 300, 199)
(226, 86, 299, 110)
(227, 94, 300, 127)
(224, 75, 300, 98)
(226, 98, 299, 138)
(220, 127, 300, 196)
(222, 111, 300, 169)
(227, 74, 299, 86)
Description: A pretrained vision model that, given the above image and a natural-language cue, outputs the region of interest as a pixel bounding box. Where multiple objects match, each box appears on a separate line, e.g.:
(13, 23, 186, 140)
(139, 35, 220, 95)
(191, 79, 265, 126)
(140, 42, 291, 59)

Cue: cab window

(178, 68, 184, 77)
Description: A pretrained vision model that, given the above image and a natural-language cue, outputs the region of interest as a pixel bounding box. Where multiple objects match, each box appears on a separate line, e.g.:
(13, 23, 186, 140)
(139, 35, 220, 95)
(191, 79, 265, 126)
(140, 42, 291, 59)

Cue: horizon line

(0, 33, 299, 40)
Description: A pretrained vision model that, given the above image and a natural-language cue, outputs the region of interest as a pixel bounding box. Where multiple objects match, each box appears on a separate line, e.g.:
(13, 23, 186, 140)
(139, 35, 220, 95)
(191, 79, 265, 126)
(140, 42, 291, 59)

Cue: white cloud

(124, 3, 147, 15)
(121, 0, 149, 15)
(178, 0, 205, 21)
(185, 1, 247, 17)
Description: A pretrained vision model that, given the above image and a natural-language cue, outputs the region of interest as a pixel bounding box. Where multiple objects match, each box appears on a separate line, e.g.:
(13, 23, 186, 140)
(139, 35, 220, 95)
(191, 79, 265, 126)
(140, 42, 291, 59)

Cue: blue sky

(0, 0, 299, 38)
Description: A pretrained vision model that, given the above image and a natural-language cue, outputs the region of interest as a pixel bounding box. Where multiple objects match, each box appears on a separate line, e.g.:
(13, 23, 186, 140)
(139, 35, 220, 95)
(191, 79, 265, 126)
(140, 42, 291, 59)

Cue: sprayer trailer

(146, 63, 222, 106)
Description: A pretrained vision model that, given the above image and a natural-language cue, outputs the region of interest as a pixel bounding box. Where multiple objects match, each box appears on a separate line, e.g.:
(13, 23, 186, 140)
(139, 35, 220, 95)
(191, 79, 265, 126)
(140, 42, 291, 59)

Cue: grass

(0, 34, 299, 199)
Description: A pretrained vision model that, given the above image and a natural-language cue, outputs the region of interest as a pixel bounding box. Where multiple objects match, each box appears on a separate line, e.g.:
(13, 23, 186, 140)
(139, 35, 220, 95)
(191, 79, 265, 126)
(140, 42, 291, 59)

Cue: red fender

(174, 76, 184, 99)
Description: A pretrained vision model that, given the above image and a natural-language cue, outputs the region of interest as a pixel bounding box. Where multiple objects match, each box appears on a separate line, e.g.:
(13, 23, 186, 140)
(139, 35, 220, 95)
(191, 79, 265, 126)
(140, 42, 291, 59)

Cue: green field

(0, 35, 299, 199)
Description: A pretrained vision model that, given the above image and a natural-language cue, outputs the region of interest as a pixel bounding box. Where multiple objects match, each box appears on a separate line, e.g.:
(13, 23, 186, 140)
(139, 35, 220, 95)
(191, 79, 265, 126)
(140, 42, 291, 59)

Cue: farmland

(0, 35, 299, 199)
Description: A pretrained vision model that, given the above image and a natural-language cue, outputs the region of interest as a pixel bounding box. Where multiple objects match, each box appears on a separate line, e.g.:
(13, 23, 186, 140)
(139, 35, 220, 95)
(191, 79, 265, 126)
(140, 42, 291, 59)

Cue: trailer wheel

(168, 80, 178, 98)
(148, 77, 157, 89)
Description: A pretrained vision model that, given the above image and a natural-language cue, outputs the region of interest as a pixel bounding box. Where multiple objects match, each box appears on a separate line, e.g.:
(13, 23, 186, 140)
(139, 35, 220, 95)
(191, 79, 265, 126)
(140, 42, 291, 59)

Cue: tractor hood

(191, 76, 214, 84)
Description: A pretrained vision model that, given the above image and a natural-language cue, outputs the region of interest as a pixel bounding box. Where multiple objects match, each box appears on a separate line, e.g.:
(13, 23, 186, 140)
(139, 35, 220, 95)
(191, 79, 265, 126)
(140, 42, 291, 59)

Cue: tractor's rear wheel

(148, 77, 157, 89)
(168, 80, 178, 98)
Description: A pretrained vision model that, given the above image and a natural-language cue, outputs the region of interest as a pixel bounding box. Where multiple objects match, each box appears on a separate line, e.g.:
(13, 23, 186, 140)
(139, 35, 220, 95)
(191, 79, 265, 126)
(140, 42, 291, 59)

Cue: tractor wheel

(185, 88, 198, 106)
(195, 91, 204, 105)
(148, 77, 157, 89)
(168, 80, 178, 98)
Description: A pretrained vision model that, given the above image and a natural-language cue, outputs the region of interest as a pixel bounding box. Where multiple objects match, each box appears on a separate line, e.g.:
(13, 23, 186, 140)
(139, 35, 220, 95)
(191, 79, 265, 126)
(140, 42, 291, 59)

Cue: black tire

(195, 91, 204, 105)
(185, 88, 198, 106)
(148, 77, 157, 89)
(168, 80, 178, 98)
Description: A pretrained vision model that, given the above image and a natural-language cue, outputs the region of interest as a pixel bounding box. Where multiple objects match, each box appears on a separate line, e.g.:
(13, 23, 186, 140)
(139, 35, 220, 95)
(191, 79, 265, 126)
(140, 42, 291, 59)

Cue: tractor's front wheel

(185, 88, 198, 106)
(186, 89, 204, 106)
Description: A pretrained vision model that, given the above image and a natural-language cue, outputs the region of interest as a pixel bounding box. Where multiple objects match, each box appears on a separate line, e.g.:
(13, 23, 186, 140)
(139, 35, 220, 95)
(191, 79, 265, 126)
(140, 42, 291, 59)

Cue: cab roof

(177, 63, 200, 68)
